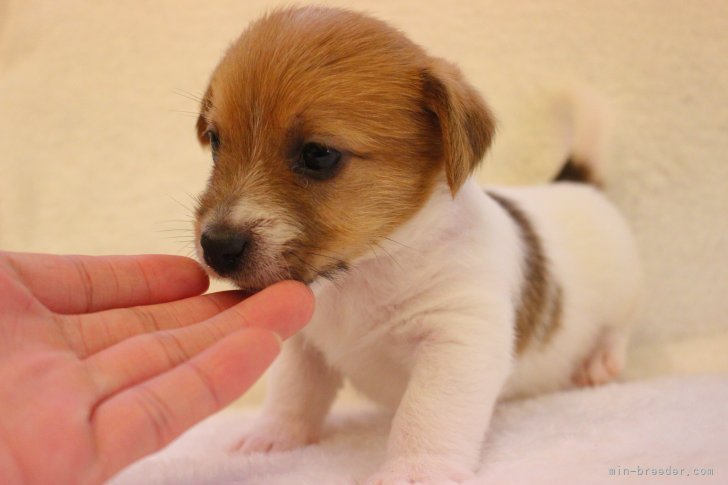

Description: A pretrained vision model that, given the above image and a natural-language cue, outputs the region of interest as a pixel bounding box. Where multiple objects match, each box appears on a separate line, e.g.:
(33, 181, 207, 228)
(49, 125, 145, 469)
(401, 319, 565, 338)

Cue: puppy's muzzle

(200, 227, 250, 276)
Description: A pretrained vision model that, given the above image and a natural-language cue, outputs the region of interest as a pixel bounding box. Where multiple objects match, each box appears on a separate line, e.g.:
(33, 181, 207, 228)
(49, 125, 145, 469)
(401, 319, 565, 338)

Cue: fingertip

(170, 256, 210, 291)
(230, 326, 282, 353)
(265, 280, 315, 337)
(231, 280, 314, 340)
(143, 255, 210, 296)
(274, 280, 315, 321)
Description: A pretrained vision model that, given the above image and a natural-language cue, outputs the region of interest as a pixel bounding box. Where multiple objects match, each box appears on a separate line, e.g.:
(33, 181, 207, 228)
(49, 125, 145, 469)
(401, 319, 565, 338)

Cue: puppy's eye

(207, 130, 220, 159)
(296, 143, 342, 180)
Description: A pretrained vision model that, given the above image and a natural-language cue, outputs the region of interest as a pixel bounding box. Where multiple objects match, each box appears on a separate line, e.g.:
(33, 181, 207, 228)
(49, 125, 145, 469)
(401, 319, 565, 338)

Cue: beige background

(1, 0, 727, 406)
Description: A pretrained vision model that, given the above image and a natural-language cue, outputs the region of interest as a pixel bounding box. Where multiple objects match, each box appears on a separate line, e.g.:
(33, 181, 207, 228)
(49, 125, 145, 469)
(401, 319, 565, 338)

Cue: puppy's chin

(199, 252, 347, 292)
(228, 272, 290, 293)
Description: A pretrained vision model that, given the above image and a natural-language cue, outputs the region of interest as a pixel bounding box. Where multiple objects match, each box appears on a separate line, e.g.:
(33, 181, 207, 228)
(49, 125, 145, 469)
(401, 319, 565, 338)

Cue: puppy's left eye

(207, 130, 220, 160)
(295, 143, 342, 180)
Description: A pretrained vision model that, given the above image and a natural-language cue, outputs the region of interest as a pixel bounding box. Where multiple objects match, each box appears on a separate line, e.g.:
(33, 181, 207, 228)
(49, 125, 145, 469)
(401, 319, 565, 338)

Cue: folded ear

(422, 58, 495, 196)
(195, 85, 213, 146)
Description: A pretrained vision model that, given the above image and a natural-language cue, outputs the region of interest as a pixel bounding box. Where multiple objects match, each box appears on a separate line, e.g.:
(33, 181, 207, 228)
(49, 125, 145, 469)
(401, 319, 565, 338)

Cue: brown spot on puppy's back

(488, 192, 562, 353)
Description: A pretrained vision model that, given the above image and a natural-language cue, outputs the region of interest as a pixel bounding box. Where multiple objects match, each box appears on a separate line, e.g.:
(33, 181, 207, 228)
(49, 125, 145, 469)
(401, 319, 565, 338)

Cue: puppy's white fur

(231, 96, 641, 483)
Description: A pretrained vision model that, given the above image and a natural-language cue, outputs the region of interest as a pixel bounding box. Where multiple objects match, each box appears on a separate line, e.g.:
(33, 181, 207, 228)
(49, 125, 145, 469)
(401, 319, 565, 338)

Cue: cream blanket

(111, 375, 727, 484)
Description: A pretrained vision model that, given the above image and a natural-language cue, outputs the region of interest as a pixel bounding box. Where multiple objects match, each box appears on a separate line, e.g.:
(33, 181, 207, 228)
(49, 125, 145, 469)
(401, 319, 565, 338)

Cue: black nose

(200, 229, 250, 275)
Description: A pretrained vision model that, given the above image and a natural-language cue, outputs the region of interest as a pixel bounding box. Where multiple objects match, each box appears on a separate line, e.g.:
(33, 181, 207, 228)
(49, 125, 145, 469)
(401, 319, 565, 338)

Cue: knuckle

(128, 306, 160, 332)
(133, 384, 176, 449)
(153, 331, 190, 366)
(184, 360, 222, 409)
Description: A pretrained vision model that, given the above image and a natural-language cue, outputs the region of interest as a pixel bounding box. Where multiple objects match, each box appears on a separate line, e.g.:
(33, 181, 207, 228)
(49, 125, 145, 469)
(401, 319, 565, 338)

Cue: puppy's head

(194, 7, 494, 290)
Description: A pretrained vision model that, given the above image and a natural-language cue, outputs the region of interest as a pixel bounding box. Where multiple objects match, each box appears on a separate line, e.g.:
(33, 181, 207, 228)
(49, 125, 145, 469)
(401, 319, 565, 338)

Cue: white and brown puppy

(193, 7, 641, 484)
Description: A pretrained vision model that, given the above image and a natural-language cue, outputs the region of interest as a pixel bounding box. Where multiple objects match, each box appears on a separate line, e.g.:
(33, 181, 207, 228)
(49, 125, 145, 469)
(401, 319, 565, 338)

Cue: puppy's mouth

(196, 227, 349, 291)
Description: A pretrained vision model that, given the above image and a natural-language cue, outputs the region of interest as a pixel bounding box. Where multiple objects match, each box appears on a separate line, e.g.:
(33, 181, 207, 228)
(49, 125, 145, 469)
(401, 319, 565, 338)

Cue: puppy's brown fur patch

(488, 192, 562, 353)
(194, 7, 495, 288)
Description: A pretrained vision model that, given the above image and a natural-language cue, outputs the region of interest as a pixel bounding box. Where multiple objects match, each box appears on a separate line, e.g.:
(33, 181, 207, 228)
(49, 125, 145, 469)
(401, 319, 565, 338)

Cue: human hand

(0, 252, 313, 485)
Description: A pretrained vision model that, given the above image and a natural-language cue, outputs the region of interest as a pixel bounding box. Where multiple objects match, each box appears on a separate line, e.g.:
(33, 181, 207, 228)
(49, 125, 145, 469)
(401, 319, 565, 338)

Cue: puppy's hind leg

(572, 326, 629, 387)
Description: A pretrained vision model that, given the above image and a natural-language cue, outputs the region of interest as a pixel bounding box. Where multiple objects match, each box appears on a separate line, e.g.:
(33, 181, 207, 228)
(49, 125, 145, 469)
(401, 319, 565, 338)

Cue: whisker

(184, 192, 202, 210)
(155, 226, 192, 230)
(169, 196, 195, 216)
(305, 250, 342, 263)
(172, 88, 203, 103)
(381, 236, 415, 251)
(371, 241, 404, 271)
(291, 243, 348, 261)
(168, 111, 199, 119)
(157, 219, 194, 224)
(281, 242, 364, 280)
(165, 240, 194, 255)
(159, 236, 196, 241)
(155, 228, 194, 233)
(169, 109, 201, 115)
(288, 252, 320, 280)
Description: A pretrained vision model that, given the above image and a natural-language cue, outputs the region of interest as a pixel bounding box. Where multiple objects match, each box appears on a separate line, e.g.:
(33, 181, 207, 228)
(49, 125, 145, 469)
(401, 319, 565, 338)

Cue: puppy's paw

(572, 340, 625, 387)
(228, 416, 317, 454)
(364, 456, 475, 485)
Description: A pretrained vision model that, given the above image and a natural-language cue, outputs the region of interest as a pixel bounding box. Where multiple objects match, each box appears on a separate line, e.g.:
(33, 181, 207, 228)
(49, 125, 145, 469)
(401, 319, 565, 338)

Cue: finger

(2, 252, 208, 314)
(84, 280, 313, 399)
(0, 264, 49, 318)
(62, 291, 248, 357)
(92, 327, 279, 479)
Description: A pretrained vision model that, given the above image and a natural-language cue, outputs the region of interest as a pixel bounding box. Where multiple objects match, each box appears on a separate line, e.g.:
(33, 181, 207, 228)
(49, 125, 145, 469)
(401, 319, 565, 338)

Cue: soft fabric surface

(111, 375, 728, 485)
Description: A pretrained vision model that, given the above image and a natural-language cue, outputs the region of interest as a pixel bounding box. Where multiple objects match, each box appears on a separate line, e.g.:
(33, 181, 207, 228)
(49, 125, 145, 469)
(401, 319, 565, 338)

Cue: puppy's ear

(422, 58, 495, 196)
(196, 85, 213, 146)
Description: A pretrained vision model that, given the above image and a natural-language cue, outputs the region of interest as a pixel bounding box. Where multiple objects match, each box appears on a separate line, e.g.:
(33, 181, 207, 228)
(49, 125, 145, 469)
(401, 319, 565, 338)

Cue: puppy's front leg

(367, 315, 513, 484)
(231, 333, 341, 453)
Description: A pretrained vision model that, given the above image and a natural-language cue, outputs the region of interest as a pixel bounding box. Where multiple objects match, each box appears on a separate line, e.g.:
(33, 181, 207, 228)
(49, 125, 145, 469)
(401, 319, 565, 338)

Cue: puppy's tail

(552, 88, 612, 188)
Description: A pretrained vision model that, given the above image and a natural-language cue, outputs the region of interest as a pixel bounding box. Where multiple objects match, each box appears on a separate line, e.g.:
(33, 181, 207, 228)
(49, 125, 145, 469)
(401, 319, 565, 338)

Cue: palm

(1, 337, 101, 485)
(0, 253, 312, 485)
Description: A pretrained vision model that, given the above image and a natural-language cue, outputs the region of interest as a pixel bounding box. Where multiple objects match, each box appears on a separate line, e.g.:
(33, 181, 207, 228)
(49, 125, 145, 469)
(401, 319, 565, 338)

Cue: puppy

(193, 7, 641, 483)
